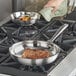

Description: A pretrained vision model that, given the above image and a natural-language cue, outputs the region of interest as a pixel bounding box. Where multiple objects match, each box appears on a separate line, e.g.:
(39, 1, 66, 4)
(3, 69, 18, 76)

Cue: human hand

(44, 0, 64, 13)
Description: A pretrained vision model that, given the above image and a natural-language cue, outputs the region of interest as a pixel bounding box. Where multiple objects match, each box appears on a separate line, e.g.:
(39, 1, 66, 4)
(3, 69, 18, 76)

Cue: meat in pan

(22, 48, 52, 59)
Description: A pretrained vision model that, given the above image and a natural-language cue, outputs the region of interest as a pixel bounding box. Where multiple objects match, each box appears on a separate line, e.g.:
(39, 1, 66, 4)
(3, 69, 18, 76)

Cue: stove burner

(0, 20, 48, 47)
(0, 48, 67, 73)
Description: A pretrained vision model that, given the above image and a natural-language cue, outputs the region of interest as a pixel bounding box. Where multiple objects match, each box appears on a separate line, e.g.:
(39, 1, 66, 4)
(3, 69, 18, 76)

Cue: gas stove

(0, 17, 76, 76)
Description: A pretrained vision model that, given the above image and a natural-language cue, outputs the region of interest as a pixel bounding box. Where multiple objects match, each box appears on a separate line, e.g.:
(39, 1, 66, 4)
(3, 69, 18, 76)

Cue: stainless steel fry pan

(9, 24, 68, 66)
(11, 11, 40, 26)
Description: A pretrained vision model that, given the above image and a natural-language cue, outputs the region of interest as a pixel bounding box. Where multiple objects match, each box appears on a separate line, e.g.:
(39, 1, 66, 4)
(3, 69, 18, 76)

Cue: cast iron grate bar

(0, 53, 10, 63)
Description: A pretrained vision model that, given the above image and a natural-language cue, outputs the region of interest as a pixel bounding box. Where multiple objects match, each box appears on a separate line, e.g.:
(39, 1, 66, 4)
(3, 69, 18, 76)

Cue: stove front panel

(48, 48, 76, 76)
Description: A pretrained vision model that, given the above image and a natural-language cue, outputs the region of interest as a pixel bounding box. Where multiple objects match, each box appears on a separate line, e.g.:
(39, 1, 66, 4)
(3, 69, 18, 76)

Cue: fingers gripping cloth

(39, 0, 68, 22)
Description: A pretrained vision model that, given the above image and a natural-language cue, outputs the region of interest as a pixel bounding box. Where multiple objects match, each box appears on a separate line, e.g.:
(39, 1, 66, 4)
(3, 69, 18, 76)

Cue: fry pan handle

(48, 24, 69, 43)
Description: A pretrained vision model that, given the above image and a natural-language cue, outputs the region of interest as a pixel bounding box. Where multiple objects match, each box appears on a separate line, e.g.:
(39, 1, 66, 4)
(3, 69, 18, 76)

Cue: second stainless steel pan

(9, 24, 68, 66)
(11, 11, 40, 26)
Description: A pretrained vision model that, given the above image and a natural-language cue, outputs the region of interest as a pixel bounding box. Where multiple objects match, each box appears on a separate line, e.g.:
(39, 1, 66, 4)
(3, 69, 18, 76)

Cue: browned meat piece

(22, 48, 51, 59)
(19, 16, 31, 22)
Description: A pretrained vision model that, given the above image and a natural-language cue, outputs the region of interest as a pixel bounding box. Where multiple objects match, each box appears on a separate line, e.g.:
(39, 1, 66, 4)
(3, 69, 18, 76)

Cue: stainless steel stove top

(0, 16, 76, 76)
(48, 47, 76, 76)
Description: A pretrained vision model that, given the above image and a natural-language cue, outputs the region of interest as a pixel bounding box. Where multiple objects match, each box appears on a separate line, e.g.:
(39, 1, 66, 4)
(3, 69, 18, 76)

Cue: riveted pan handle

(48, 24, 69, 43)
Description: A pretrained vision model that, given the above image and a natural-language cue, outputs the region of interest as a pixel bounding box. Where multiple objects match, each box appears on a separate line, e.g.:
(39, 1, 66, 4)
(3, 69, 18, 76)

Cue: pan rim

(9, 41, 60, 60)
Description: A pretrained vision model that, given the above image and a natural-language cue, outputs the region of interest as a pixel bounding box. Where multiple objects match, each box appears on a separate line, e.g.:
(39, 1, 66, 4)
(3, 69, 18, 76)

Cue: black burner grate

(0, 19, 76, 76)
